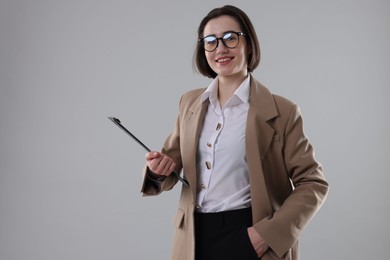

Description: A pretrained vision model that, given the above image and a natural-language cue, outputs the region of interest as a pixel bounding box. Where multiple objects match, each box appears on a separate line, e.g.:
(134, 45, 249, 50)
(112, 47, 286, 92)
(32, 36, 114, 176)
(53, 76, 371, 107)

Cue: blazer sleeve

(140, 97, 184, 196)
(140, 165, 178, 196)
(255, 104, 329, 257)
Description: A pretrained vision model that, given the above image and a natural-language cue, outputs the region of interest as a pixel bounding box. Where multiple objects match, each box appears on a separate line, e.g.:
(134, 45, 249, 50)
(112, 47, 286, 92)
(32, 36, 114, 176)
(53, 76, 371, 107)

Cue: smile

(216, 57, 233, 63)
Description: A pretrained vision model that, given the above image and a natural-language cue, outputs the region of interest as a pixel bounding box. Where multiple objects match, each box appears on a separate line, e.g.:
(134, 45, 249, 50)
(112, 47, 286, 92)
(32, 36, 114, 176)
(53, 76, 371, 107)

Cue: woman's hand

(145, 151, 176, 178)
(247, 227, 269, 257)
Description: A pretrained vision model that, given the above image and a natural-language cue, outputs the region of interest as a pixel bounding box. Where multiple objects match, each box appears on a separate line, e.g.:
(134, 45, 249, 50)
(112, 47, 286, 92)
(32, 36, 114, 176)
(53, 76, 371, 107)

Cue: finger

(156, 156, 171, 175)
(146, 154, 163, 173)
(148, 157, 164, 173)
(168, 162, 176, 175)
(161, 157, 174, 176)
(156, 155, 176, 176)
(145, 151, 161, 161)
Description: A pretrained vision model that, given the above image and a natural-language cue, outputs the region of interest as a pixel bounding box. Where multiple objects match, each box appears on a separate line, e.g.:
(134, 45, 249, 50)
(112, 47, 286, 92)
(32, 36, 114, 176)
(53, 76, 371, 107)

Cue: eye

(203, 36, 217, 46)
(223, 32, 237, 42)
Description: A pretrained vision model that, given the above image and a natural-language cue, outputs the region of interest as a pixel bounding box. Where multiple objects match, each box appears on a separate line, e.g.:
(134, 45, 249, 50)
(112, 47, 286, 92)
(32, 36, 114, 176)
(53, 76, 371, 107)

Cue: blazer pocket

(172, 208, 185, 229)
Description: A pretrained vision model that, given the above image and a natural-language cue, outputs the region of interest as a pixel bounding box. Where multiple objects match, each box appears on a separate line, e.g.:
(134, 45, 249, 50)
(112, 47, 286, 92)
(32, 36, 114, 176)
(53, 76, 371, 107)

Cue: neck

(217, 72, 248, 106)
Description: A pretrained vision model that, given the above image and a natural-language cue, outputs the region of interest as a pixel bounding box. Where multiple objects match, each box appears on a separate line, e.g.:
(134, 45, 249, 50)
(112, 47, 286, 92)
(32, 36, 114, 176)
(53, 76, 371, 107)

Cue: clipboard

(108, 116, 189, 187)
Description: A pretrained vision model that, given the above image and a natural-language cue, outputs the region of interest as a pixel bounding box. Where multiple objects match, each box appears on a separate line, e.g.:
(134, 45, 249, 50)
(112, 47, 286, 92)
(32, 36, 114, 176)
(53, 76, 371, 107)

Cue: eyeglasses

(199, 31, 245, 52)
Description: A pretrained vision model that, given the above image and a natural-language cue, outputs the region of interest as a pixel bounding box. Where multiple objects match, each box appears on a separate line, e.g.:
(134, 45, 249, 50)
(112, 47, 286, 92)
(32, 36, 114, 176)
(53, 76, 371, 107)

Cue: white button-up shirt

(196, 76, 251, 213)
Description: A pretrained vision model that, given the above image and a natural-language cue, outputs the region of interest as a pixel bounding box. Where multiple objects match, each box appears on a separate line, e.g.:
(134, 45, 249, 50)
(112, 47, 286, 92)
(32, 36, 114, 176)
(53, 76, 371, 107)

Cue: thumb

(145, 151, 161, 161)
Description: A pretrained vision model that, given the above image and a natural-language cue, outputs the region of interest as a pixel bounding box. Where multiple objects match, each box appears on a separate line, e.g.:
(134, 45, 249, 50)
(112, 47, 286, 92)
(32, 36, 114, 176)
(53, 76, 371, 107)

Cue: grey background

(1, 0, 389, 259)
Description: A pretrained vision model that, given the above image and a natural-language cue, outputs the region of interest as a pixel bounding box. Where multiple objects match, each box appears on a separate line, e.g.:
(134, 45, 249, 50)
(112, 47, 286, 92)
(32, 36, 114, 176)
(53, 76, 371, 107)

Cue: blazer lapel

(247, 77, 279, 160)
(246, 77, 279, 219)
(182, 94, 208, 200)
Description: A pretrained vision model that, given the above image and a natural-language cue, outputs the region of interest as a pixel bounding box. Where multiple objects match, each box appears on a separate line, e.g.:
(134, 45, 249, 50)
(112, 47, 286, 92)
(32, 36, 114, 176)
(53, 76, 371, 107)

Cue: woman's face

(202, 15, 248, 79)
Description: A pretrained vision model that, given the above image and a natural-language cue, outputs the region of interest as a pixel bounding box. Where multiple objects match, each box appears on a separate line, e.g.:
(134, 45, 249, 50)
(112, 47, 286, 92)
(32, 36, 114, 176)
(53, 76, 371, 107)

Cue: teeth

(217, 58, 231, 62)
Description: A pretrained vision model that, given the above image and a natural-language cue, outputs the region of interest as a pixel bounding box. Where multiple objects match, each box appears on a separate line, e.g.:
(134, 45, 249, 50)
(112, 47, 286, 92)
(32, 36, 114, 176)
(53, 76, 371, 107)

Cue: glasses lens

(201, 32, 242, 51)
(222, 32, 239, 48)
(203, 36, 218, 52)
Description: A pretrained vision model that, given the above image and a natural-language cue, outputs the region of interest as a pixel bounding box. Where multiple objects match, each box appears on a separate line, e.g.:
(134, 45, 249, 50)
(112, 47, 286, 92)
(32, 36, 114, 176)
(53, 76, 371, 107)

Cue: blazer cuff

(141, 166, 166, 196)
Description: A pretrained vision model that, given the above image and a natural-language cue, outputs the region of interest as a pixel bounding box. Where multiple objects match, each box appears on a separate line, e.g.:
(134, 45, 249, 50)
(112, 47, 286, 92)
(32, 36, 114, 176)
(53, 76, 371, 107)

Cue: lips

(216, 56, 234, 63)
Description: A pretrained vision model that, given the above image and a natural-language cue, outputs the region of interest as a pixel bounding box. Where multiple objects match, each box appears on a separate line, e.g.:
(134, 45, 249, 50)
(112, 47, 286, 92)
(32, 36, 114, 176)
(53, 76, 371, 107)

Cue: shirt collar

(201, 75, 251, 107)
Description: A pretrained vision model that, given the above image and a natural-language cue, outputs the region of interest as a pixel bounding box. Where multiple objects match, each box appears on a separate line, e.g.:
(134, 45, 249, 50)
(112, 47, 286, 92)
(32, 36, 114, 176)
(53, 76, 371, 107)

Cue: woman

(141, 5, 328, 260)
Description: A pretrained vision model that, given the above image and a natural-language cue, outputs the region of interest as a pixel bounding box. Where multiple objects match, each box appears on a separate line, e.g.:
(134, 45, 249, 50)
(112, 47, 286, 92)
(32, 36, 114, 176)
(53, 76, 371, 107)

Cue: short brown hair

(194, 5, 261, 78)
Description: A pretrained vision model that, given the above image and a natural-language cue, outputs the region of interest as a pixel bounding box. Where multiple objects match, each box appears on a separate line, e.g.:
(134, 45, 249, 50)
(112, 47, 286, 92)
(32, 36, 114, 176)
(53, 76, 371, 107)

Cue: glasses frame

(199, 31, 245, 52)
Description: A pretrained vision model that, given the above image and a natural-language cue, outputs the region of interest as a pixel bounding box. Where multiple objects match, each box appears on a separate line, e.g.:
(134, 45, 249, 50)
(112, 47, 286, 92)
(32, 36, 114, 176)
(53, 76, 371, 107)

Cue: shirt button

(207, 142, 212, 148)
(205, 161, 212, 169)
(216, 123, 222, 131)
(200, 184, 206, 190)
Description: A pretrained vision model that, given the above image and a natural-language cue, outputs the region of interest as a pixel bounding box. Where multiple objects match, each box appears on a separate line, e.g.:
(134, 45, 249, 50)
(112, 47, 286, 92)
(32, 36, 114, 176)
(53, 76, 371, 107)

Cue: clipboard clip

(108, 116, 190, 187)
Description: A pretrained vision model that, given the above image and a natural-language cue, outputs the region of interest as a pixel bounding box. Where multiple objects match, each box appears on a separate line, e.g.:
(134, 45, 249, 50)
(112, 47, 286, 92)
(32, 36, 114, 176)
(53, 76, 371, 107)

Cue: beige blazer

(141, 76, 329, 260)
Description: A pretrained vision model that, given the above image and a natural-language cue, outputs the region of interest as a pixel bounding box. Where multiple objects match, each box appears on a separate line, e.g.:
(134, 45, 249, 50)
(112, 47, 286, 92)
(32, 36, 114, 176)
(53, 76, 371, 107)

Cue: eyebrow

(202, 30, 237, 38)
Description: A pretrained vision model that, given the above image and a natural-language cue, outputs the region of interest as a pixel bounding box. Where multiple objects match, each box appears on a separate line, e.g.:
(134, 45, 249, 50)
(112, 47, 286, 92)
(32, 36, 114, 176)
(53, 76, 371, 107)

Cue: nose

(216, 39, 228, 53)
